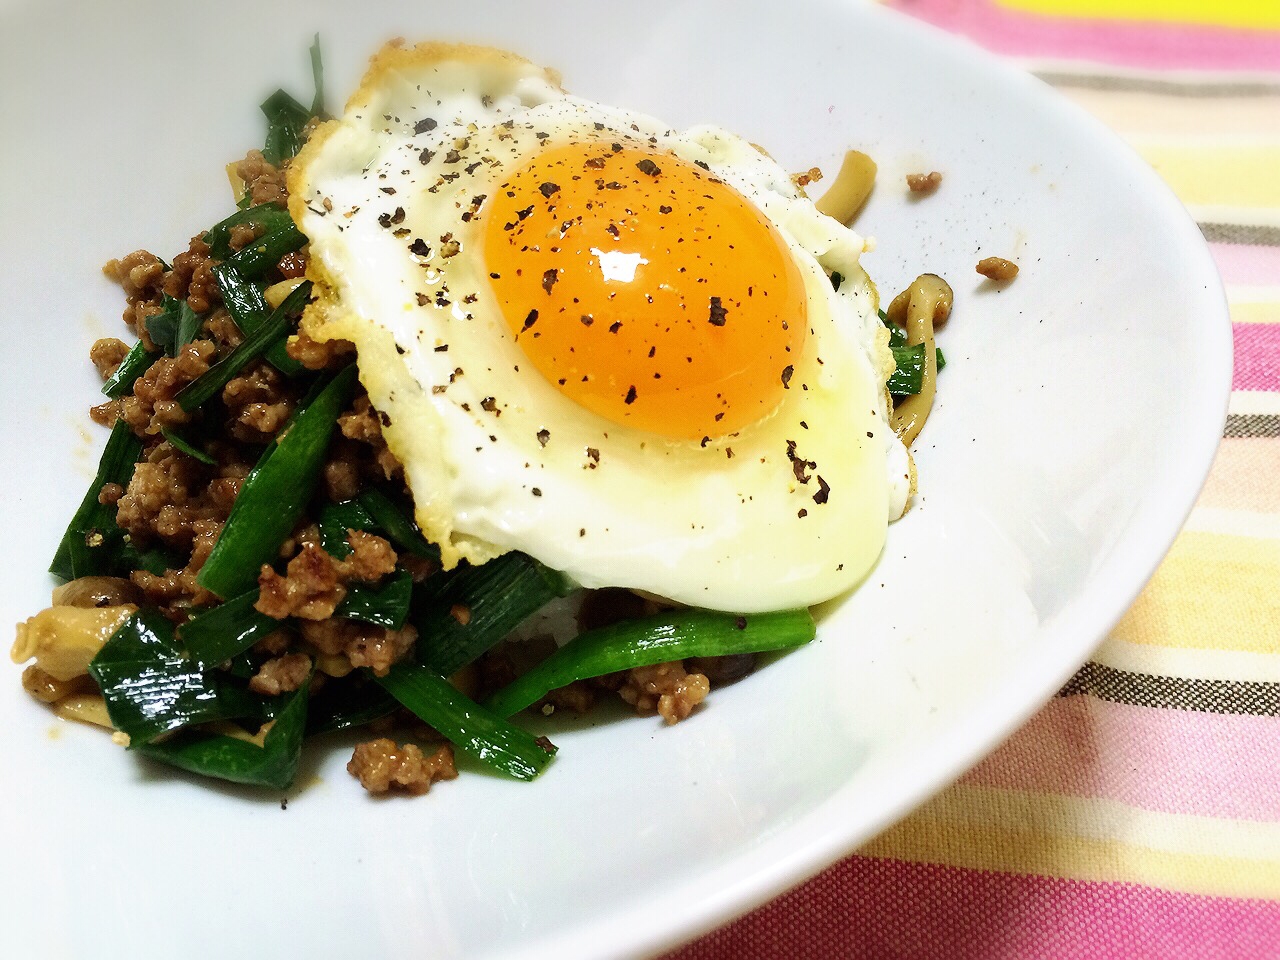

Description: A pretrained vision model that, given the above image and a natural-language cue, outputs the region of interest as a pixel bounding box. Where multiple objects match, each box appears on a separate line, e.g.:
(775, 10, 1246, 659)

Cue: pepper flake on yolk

(482, 143, 808, 441)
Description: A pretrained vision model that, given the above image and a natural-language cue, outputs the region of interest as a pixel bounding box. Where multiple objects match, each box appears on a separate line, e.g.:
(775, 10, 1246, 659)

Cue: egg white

(289, 41, 909, 613)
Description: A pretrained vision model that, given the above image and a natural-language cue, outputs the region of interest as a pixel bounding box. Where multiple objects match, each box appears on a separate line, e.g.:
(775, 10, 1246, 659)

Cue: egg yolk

(482, 142, 807, 441)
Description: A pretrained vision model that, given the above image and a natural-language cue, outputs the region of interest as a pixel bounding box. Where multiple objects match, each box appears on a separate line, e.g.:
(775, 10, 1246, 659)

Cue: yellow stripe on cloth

(1233, 302, 1280, 325)
(860, 784, 1280, 898)
(1092, 634, 1280, 684)
(1110, 531, 1280, 654)
(1059, 89, 1280, 140)
(1182, 506, 1280, 540)
(1131, 142, 1280, 209)
(994, 0, 1280, 31)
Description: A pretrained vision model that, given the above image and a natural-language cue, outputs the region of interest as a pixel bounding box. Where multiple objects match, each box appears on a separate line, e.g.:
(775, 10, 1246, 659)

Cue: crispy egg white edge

(289, 41, 911, 611)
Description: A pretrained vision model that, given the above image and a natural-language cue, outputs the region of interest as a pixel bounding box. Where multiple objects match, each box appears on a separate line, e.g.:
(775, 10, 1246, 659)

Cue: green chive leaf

(357, 487, 439, 560)
(881, 309, 945, 395)
(486, 608, 816, 718)
(336, 570, 414, 629)
(414, 552, 574, 677)
(180, 589, 279, 668)
(309, 35, 326, 120)
(196, 363, 357, 598)
(136, 679, 310, 790)
(375, 664, 555, 781)
(261, 90, 311, 166)
(101, 341, 159, 398)
(224, 222, 307, 280)
(112, 541, 184, 577)
(49, 419, 142, 581)
(204, 203, 295, 260)
(318, 498, 377, 560)
(305, 675, 397, 736)
(144, 295, 182, 356)
(887, 343, 927, 395)
(160, 428, 216, 465)
(213, 263, 305, 377)
(88, 610, 262, 746)
(176, 280, 312, 412)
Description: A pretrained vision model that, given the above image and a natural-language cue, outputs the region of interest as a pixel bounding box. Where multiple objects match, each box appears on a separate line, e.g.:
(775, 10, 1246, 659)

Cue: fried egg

(288, 41, 910, 613)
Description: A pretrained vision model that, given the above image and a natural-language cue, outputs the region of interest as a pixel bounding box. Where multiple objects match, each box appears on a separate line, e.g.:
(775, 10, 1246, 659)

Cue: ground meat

(976, 256, 1019, 281)
(52, 126, 488, 796)
(129, 573, 182, 612)
(791, 166, 822, 189)
(163, 237, 220, 313)
(206, 462, 249, 513)
(186, 517, 223, 571)
(256, 543, 347, 620)
(204, 308, 244, 351)
(252, 629, 294, 657)
(221, 360, 295, 442)
(103, 250, 165, 301)
(374, 445, 403, 483)
(276, 522, 323, 560)
(298, 619, 363, 660)
(115, 442, 218, 545)
(276, 250, 308, 279)
(128, 301, 164, 351)
(255, 529, 398, 622)
(227, 222, 262, 253)
(102, 251, 166, 347)
(129, 517, 223, 612)
(117, 443, 240, 613)
(90, 338, 130, 380)
(347, 739, 457, 796)
(287, 330, 357, 370)
(249, 652, 312, 696)
(298, 619, 417, 676)
(322, 447, 362, 501)
(342, 531, 398, 581)
(338, 395, 383, 445)
(906, 171, 943, 193)
(100, 339, 216, 435)
(88, 400, 120, 428)
(344, 623, 417, 676)
(235, 150, 288, 207)
(338, 395, 403, 481)
(320, 434, 405, 502)
(617, 662, 710, 723)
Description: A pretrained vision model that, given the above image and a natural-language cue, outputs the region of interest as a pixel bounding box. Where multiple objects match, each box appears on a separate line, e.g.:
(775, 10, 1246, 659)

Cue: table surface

(669, 1, 1280, 957)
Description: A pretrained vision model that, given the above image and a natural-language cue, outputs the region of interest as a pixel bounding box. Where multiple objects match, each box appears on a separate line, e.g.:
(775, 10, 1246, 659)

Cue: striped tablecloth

(671, 2, 1280, 957)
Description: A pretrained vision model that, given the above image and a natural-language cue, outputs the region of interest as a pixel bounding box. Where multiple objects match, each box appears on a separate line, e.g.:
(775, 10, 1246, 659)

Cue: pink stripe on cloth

(888, 0, 1280, 70)
(666, 858, 1280, 960)
(1210, 243, 1280, 287)
(1234, 323, 1280, 392)
(960, 696, 1280, 821)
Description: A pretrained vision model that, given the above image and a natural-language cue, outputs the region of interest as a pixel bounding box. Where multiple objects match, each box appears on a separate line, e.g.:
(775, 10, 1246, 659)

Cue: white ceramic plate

(0, 1, 1230, 957)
